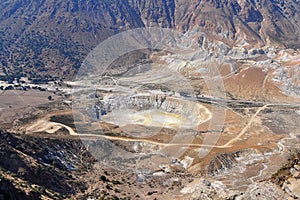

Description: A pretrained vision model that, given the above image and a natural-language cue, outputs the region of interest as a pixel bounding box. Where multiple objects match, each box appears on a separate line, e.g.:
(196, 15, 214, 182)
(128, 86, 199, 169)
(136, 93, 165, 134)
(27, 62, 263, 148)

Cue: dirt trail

(24, 110, 77, 135)
(26, 119, 77, 136)
(80, 134, 228, 149)
(24, 110, 228, 148)
(222, 104, 268, 147)
(24, 104, 268, 150)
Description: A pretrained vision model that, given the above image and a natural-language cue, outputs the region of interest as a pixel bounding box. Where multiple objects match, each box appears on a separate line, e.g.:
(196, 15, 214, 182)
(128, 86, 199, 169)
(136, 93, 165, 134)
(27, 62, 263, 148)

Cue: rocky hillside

(0, 130, 97, 199)
(0, 0, 299, 81)
(175, 0, 300, 47)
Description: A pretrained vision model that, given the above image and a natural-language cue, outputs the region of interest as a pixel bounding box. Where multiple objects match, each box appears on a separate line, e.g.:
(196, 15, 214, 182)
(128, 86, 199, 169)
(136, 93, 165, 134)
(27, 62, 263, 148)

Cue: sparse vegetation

(271, 149, 300, 186)
(100, 175, 107, 182)
(0, 0, 300, 199)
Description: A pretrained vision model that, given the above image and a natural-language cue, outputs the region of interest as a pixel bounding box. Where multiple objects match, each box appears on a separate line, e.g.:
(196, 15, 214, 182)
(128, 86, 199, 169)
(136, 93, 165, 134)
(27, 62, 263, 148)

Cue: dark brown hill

(0, 0, 299, 81)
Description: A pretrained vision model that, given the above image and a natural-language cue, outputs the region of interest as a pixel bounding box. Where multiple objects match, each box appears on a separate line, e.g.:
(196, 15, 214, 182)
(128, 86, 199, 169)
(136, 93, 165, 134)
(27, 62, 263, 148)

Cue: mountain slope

(0, 0, 299, 81)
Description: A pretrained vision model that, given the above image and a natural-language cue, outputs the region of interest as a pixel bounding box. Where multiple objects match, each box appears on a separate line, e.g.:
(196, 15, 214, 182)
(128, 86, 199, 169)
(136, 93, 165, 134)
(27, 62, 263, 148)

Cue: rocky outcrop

(0, 178, 41, 200)
(0, 131, 94, 198)
(282, 163, 300, 198)
(98, 93, 212, 126)
(270, 150, 300, 199)
(207, 150, 249, 175)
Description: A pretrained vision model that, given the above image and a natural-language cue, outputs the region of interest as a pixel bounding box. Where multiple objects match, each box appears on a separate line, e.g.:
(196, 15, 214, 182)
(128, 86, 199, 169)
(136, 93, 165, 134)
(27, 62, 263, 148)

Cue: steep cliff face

(0, 0, 299, 80)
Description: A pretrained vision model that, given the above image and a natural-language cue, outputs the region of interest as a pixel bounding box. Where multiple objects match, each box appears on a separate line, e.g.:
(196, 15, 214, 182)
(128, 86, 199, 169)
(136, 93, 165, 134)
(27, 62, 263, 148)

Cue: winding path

(24, 104, 269, 150)
(222, 104, 268, 147)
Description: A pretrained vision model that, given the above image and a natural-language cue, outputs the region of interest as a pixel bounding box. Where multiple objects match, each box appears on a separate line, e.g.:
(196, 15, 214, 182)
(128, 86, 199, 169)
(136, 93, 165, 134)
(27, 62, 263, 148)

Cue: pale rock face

(243, 182, 289, 199)
(101, 94, 211, 129)
(283, 178, 300, 199)
(294, 165, 300, 171)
